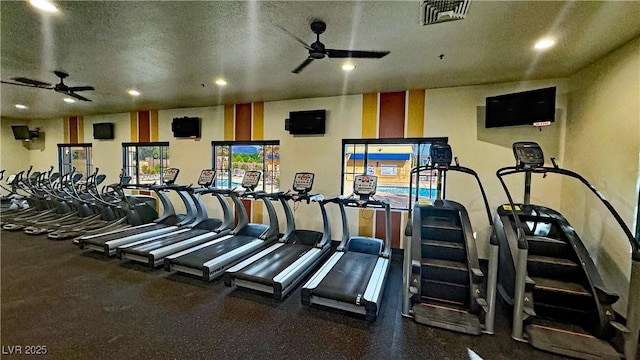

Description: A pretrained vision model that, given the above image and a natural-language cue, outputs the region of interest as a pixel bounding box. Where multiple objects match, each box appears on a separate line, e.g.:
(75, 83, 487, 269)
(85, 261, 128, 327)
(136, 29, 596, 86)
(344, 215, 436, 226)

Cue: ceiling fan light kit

(420, 0, 471, 26)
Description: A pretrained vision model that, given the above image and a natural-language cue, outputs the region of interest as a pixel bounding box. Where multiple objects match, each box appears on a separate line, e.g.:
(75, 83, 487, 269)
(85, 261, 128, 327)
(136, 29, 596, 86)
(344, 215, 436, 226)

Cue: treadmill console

(241, 170, 262, 190)
(163, 168, 180, 184)
(353, 175, 377, 196)
(292, 172, 314, 194)
(430, 143, 453, 167)
(197, 169, 216, 187)
(513, 142, 545, 170)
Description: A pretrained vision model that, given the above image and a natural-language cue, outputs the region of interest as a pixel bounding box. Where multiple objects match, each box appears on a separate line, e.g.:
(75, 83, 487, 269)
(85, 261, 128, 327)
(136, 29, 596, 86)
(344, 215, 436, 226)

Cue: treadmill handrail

(497, 165, 639, 261)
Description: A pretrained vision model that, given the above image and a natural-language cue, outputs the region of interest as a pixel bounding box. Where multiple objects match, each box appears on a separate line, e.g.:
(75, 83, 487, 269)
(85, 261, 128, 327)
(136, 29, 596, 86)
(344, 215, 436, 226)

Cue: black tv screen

(485, 87, 556, 128)
(93, 122, 114, 140)
(287, 110, 326, 135)
(11, 125, 30, 140)
(172, 117, 200, 138)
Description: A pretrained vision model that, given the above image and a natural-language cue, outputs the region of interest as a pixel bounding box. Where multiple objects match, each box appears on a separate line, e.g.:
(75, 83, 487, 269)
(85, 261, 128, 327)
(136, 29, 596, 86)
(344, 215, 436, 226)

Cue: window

(122, 142, 170, 185)
(58, 143, 93, 178)
(341, 137, 447, 209)
(211, 141, 280, 192)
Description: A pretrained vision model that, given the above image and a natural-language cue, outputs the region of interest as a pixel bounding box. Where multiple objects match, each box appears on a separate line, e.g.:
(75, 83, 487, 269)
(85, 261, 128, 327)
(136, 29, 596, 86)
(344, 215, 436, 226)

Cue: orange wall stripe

(242, 199, 252, 223)
(138, 110, 151, 142)
(252, 102, 264, 141)
(63, 118, 69, 143)
(77, 116, 84, 143)
(379, 92, 406, 139)
(150, 110, 159, 142)
(130, 112, 138, 142)
(69, 116, 78, 144)
(358, 209, 374, 238)
(235, 103, 252, 141)
(407, 89, 425, 137)
(362, 93, 378, 138)
(376, 210, 402, 249)
(224, 104, 234, 141)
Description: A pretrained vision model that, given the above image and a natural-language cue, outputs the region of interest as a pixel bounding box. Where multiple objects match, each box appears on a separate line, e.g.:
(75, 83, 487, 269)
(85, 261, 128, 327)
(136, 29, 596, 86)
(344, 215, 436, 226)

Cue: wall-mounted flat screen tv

(93, 122, 115, 140)
(11, 125, 31, 140)
(172, 117, 200, 138)
(286, 109, 326, 135)
(485, 87, 556, 128)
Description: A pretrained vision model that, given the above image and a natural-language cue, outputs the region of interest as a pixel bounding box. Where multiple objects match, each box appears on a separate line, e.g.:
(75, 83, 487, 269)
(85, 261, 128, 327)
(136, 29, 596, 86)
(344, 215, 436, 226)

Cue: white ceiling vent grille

(420, 0, 470, 26)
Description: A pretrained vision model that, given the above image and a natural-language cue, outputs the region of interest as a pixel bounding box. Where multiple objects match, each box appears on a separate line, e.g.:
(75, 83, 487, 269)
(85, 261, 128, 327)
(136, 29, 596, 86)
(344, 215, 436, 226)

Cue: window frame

(57, 143, 93, 178)
(122, 141, 170, 185)
(341, 137, 448, 210)
(211, 140, 280, 192)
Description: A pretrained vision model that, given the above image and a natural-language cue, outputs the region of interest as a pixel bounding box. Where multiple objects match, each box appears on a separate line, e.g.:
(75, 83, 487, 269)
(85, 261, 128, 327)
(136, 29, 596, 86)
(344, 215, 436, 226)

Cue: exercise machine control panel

(353, 175, 377, 196)
(163, 168, 180, 184)
(292, 172, 314, 193)
(430, 143, 452, 167)
(513, 142, 545, 169)
(197, 169, 216, 187)
(241, 170, 262, 190)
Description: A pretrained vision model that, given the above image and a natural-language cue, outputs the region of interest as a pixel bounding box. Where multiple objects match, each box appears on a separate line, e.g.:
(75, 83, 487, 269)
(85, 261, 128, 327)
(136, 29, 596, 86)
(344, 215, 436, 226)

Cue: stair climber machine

(494, 141, 640, 359)
(164, 170, 280, 281)
(301, 175, 391, 321)
(401, 143, 496, 335)
(77, 167, 199, 256)
(224, 172, 332, 299)
(116, 169, 237, 268)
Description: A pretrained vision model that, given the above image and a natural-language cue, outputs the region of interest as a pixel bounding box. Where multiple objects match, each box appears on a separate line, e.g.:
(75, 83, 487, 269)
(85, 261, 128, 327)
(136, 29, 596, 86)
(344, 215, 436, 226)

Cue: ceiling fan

(280, 20, 390, 74)
(1, 71, 94, 101)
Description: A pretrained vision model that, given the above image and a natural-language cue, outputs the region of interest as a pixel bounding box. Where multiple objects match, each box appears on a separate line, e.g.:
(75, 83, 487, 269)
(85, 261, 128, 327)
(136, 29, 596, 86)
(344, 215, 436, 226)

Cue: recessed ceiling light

(128, 89, 141, 96)
(29, 0, 59, 13)
(534, 38, 555, 50)
(63, 98, 76, 103)
(342, 62, 356, 72)
(15, 104, 28, 109)
(215, 78, 227, 87)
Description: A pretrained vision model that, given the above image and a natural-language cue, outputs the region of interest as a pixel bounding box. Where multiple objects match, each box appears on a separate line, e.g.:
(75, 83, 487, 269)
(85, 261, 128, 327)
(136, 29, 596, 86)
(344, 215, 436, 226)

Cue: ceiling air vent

(420, 0, 470, 26)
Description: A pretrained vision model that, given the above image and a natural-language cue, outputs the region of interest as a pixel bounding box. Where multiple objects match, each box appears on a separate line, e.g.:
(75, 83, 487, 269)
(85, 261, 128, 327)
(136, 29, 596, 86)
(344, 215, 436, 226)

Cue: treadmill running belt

(83, 224, 167, 245)
(170, 235, 258, 269)
(233, 244, 312, 286)
(124, 229, 211, 255)
(313, 252, 379, 304)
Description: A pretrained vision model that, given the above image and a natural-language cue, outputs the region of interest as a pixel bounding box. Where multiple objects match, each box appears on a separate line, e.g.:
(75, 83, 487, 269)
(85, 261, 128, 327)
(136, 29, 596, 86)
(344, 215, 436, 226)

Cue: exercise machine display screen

(241, 170, 262, 189)
(163, 168, 180, 184)
(353, 175, 377, 196)
(292, 172, 314, 193)
(197, 169, 216, 186)
(430, 143, 452, 167)
(513, 142, 544, 169)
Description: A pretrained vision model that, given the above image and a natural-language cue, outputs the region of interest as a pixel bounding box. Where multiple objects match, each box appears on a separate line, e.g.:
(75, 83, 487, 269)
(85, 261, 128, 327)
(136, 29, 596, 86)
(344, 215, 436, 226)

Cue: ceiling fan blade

(292, 57, 314, 74)
(61, 91, 92, 102)
(1, 80, 51, 89)
(276, 24, 312, 51)
(11, 77, 52, 87)
(326, 49, 390, 59)
(67, 86, 95, 92)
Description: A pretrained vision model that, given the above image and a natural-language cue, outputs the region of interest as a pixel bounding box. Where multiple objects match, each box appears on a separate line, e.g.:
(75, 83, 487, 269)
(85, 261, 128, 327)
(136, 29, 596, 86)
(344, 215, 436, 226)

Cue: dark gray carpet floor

(1, 230, 568, 360)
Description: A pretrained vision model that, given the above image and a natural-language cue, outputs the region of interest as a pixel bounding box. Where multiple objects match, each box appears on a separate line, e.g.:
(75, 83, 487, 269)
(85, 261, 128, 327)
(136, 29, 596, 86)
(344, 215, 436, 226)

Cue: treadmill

(401, 143, 496, 335)
(164, 170, 280, 281)
(493, 142, 640, 359)
(116, 169, 235, 267)
(301, 174, 391, 321)
(224, 172, 332, 299)
(78, 168, 198, 256)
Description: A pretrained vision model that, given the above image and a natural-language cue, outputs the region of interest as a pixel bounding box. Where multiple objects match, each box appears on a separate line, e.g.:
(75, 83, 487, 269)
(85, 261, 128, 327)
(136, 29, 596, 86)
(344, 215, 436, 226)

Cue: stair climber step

(532, 277, 594, 311)
(527, 255, 583, 282)
(421, 259, 469, 285)
(421, 225, 463, 244)
(421, 279, 468, 306)
(421, 239, 466, 262)
(526, 235, 571, 258)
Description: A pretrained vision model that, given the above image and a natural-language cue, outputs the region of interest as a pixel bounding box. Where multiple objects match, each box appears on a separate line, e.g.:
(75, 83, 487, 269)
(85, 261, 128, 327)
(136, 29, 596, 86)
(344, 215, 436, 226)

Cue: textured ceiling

(1, 1, 639, 120)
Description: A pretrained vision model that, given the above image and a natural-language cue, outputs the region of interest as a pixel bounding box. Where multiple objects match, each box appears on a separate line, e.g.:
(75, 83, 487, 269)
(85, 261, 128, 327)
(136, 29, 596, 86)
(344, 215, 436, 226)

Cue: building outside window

(122, 142, 170, 185)
(211, 141, 280, 193)
(58, 143, 93, 179)
(342, 137, 448, 209)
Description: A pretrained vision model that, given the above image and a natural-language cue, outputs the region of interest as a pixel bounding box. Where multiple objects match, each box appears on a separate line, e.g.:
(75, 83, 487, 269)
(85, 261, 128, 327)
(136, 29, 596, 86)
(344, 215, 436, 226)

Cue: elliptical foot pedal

(525, 324, 620, 360)
(413, 303, 481, 335)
